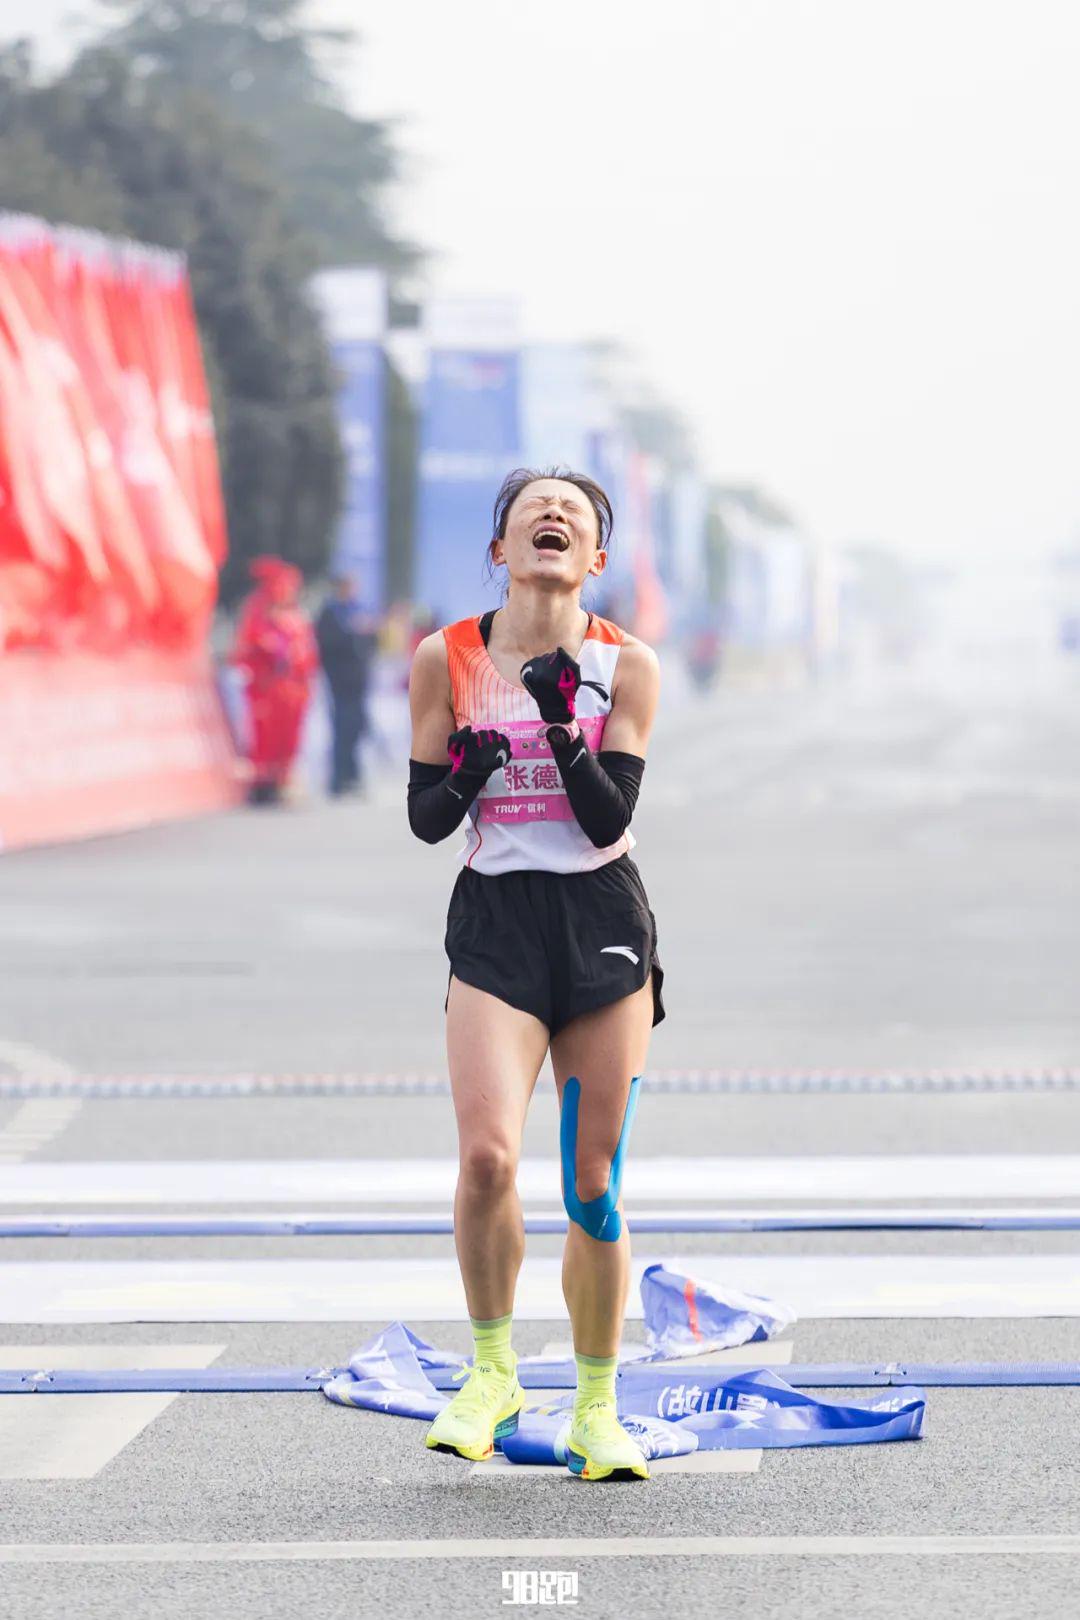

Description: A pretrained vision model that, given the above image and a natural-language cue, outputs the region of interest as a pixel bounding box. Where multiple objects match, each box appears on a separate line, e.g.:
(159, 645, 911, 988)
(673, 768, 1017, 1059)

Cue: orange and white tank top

(443, 611, 634, 876)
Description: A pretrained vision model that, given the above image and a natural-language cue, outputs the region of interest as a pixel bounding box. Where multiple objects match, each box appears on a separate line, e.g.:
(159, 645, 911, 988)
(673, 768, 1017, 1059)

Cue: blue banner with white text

(322, 1264, 924, 1463)
(329, 339, 386, 615)
(416, 349, 521, 624)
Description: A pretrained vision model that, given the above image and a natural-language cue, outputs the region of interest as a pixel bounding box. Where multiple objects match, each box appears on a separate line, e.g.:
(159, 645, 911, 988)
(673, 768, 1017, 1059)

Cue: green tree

(92, 0, 418, 274)
(89, 0, 422, 595)
(0, 41, 129, 230)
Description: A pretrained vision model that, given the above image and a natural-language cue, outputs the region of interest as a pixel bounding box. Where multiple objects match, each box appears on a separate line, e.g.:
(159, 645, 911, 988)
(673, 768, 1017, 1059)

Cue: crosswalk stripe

(2, 1254, 1079, 1322)
(3, 1154, 1079, 1204)
(1, 1534, 1079, 1562)
(0, 1345, 225, 1479)
(0, 1099, 82, 1163)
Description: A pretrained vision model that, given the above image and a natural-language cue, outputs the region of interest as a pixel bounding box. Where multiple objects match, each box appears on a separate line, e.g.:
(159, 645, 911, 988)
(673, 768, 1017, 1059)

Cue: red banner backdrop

(0, 214, 238, 847)
(0, 647, 238, 850)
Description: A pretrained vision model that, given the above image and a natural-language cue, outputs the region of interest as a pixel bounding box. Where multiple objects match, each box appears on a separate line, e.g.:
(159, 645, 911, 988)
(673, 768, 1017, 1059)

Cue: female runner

(407, 468, 663, 1482)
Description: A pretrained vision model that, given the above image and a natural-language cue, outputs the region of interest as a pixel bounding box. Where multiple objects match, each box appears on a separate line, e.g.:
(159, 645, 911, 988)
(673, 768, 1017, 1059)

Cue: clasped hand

(520, 647, 607, 725)
(447, 726, 512, 778)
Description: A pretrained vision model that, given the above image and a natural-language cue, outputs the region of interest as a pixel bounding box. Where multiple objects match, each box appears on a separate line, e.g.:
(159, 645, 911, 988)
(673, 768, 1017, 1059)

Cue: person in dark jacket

(315, 574, 378, 795)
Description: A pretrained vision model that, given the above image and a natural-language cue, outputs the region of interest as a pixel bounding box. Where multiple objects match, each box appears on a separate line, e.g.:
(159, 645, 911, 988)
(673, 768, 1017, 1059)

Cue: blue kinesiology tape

(560, 1074, 641, 1242)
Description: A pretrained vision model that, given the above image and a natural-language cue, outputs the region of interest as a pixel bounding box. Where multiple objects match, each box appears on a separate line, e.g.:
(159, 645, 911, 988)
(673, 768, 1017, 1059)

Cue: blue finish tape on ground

(4, 1209, 1080, 1237)
(618, 1361, 1080, 1397)
(3, 1361, 1080, 1395)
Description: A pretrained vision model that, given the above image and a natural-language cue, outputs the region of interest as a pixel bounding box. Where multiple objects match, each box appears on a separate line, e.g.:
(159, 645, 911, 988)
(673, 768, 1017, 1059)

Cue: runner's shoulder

(413, 629, 450, 667)
(409, 629, 450, 693)
(612, 630, 660, 691)
(589, 614, 656, 664)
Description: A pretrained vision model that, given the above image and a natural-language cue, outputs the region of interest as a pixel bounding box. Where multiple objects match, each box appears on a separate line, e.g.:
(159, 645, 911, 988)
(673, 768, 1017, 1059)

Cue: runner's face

(492, 480, 607, 590)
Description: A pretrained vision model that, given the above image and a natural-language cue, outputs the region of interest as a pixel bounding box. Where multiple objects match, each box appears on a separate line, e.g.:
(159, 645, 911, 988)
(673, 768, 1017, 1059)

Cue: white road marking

(0, 1040, 75, 1083)
(470, 1338, 795, 1482)
(4, 1253, 1079, 1322)
(1, 1535, 1079, 1563)
(657, 1450, 764, 1475)
(5, 1154, 1080, 1204)
(0, 1344, 225, 1479)
(0, 1098, 82, 1163)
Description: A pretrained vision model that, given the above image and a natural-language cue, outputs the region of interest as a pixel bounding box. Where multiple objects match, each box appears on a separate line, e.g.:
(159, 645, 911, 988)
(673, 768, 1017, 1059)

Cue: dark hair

(490, 466, 614, 557)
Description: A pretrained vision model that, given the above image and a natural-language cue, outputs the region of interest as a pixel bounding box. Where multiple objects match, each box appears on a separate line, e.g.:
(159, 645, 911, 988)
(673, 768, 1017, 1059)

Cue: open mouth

(532, 527, 570, 553)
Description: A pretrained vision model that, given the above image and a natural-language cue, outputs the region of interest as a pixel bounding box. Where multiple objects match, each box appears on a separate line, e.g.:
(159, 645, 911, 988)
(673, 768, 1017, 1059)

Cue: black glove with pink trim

(407, 725, 511, 846)
(447, 725, 512, 781)
(519, 647, 609, 725)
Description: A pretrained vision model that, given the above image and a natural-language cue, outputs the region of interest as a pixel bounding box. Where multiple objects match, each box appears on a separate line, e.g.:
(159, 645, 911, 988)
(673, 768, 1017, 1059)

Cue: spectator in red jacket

(231, 557, 317, 804)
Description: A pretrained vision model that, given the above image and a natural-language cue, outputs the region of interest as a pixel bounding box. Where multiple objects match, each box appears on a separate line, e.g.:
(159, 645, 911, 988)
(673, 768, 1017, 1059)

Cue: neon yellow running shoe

(425, 1360, 524, 1462)
(566, 1400, 650, 1482)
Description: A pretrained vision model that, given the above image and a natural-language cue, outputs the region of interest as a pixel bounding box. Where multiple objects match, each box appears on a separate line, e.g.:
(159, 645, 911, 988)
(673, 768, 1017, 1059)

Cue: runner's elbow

(408, 807, 450, 845)
(580, 809, 631, 847)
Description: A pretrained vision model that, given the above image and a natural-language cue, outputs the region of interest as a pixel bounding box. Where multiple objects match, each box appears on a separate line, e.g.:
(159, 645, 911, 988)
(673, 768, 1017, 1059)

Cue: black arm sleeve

(546, 735, 645, 848)
(407, 759, 486, 845)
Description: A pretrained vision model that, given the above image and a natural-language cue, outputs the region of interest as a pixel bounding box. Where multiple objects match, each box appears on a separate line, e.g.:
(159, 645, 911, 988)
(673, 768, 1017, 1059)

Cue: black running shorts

(444, 855, 665, 1035)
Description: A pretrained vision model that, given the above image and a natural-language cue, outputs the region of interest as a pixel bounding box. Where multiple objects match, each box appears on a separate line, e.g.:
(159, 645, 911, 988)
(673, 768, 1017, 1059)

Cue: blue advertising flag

(586, 425, 634, 619)
(329, 338, 386, 616)
(521, 344, 589, 470)
(416, 348, 521, 624)
(310, 270, 388, 615)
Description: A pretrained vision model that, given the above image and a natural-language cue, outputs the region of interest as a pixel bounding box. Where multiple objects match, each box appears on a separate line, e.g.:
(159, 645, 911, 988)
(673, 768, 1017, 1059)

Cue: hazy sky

(23, 1, 1080, 566)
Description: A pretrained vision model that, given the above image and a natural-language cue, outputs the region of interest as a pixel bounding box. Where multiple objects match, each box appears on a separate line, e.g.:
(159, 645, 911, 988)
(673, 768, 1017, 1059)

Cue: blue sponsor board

(416, 349, 521, 624)
(520, 343, 589, 470)
(330, 338, 386, 615)
(723, 527, 811, 651)
(651, 471, 674, 589)
(724, 538, 770, 649)
(586, 425, 634, 620)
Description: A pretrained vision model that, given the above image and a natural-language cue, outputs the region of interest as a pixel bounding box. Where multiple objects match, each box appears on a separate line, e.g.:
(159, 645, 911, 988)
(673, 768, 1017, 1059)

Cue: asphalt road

(3, 658, 1079, 1078)
(1, 653, 1079, 1620)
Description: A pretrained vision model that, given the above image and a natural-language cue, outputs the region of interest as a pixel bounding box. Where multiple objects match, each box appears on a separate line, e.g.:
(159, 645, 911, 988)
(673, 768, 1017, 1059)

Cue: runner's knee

(459, 1140, 517, 1198)
(572, 1153, 623, 1205)
(560, 1075, 641, 1242)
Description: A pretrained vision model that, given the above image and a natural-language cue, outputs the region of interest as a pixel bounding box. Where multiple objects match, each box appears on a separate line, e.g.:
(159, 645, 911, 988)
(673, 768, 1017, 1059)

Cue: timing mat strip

(4, 1207, 1080, 1237)
(3, 1069, 1080, 1099)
